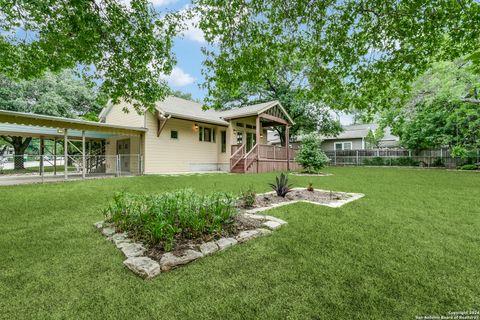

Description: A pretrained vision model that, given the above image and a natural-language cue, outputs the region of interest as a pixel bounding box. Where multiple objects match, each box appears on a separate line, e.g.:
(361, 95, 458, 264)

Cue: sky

(154, 0, 354, 125)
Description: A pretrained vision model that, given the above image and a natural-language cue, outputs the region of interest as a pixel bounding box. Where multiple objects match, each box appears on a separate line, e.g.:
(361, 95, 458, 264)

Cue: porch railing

(230, 144, 245, 169)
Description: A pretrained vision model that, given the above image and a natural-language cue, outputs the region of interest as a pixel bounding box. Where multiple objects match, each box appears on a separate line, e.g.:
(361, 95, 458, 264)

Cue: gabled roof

(219, 100, 294, 124)
(155, 96, 229, 126)
(322, 124, 374, 140)
(153, 97, 293, 126)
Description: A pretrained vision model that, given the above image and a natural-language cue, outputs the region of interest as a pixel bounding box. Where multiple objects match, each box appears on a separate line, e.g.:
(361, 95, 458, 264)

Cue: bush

(239, 187, 256, 208)
(295, 133, 329, 173)
(390, 157, 420, 166)
(458, 164, 478, 170)
(364, 157, 385, 166)
(103, 189, 238, 251)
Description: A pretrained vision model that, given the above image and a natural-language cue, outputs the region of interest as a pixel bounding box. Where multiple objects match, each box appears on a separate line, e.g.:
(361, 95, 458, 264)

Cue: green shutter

(212, 129, 216, 142)
(199, 127, 203, 141)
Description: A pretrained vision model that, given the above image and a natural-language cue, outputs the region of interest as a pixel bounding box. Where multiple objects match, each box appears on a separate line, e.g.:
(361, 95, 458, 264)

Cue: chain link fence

(0, 154, 143, 177)
(324, 149, 480, 168)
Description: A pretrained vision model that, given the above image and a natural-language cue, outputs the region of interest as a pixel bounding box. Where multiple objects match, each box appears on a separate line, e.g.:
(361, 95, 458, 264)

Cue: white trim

(334, 141, 353, 151)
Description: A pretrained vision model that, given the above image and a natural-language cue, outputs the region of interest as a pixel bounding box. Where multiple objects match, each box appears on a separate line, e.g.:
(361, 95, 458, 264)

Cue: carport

(0, 110, 146, 184)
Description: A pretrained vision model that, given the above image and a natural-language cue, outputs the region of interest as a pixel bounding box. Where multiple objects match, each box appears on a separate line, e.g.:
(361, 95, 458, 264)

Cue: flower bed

(95, 186, 363, 279)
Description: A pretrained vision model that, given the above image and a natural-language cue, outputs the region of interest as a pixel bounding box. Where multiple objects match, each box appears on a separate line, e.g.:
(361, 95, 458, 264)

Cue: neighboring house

(100, 97, 298, 174)
(267, 124, 400, 151)
(0, 145, 14, 156)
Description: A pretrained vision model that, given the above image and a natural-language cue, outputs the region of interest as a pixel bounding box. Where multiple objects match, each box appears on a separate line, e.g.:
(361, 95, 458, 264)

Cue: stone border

(95, 188, 363, 279)
(94, 214, 285, 279)
(290, 173, 333, 177)
(246, 188, 364, 212)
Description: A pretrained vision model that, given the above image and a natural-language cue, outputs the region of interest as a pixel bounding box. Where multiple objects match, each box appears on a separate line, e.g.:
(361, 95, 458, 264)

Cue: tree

(194, 0, 480, 113)
(0, 0, 178, 112)
(0, 71, 103, 169)
(295, 133, 329, 173)
(170, 90, 200, 103)
(365, 126, 385, 149)
(385, 60, 480, 151)
(214, 72, 342, 146)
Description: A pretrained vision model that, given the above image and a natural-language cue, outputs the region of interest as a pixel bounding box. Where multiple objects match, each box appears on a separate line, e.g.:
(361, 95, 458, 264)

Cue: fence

(0, 154, 143, 177)
(324, 149, 480, 168)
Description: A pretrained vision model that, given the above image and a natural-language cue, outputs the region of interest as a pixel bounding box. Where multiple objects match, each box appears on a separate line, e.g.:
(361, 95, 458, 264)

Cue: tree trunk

(1, 136, 32, 170)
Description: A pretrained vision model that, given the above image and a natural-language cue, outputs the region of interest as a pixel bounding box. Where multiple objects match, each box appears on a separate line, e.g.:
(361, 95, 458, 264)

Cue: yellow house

(100, 96, 299, 174)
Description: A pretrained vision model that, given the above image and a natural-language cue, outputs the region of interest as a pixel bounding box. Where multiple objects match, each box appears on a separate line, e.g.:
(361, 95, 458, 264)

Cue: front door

(116, 139, 130, 172)
(246, 132, 256, 152)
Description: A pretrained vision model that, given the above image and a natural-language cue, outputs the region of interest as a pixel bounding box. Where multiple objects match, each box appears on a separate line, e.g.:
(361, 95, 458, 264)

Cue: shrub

(391, 157, 420, 166)
(295, 133, 329, 173)
(458, 164, 478, 170)
(239, 187, 256, 208)
(103, 189, 238, 251)
(269, 173, 293, 197)
(364, 157, 385, 166)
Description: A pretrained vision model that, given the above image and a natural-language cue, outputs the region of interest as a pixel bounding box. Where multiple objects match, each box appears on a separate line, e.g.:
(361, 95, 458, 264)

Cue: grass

(0, 167, 479, 319)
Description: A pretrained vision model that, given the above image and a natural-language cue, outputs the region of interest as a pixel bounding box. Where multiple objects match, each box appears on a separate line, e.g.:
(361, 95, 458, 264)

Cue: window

(236, 131, 243, 144)
(170, 130, 178, 139)
(236, 122, 244, 127)
(199, 126, 215, 143)
(221, 130, 226, 153)
(334, 141, 353, 151)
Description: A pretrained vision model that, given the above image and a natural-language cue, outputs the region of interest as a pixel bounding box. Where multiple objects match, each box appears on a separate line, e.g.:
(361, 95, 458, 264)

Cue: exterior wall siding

(321, 138, 364, 151)
(144, 114, 228, 173)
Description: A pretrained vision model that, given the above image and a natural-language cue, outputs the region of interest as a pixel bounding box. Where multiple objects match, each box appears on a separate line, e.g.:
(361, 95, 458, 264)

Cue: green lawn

(0, 168, 479, 319)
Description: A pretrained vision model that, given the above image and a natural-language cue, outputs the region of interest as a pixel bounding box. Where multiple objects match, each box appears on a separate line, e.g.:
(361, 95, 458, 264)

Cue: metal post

(334, 149, 337, 166)
(64, 129, 68, 180)
(40, 137, 44, 183)
(53, 138, 57, 175)
(82, 130, 86, 179)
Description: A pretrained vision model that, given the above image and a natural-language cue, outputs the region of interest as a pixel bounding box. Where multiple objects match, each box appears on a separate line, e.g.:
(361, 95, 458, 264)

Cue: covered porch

(228, 101, 301, 173)
(0, 110, 146, 184)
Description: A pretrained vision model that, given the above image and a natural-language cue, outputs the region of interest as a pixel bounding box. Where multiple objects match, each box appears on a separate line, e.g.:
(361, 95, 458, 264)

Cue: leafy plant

(239, 187, 256, 208)
(269, 173, 293, 198)
(307, 183, 314, 192)
(103, 189, 238, 251)
(295, 133, 330, 173)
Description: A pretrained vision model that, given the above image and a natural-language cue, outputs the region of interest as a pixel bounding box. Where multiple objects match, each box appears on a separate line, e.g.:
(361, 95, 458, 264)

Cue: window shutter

(199, 127, 203, 141)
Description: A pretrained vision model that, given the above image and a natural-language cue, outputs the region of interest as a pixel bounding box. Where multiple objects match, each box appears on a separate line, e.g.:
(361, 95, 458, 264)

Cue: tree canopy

(0, 70, 103, 167)
(384, 60, 480, 151)
(195, 0, 480, 112)
(0, 0, 178, 112)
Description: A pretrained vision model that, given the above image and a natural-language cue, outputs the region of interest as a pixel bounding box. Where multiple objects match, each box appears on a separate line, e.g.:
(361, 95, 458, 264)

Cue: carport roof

(0, 110, 147, 139)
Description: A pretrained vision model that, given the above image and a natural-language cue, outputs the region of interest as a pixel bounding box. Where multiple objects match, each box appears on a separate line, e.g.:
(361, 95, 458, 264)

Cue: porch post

(285, 125, 290, 171)
(64, 129, 68, 180)
(256, 116, 261, 146)
(82, 130, 86, 179)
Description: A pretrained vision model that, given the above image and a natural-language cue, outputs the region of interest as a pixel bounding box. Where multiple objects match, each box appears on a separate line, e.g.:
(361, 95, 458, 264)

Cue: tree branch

(462, 98, 480, 104)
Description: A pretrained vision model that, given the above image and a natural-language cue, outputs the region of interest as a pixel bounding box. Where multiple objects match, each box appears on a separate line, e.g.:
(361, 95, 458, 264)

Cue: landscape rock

(235, 229, 261, 243)
(111, 232, 130, 246)
(256, 228, 273, 235)
(94, 221, 104, 229)
(101, 227, 116, 237)
(120, 243, 145, 258)
(199, 241, 219, 256)
(216, 237, 238, 250)
(262, 220, 283, 230)
(123, 257, 160, 279)
(160, 250, 203, 271)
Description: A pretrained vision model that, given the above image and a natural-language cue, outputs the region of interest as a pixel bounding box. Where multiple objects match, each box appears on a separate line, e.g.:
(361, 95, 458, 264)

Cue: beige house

(100, 97, 300, 174)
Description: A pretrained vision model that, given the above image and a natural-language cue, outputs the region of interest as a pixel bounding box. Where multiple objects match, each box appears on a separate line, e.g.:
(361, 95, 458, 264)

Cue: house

(268, 124, 400, 151)
(100, 97, 300, 174)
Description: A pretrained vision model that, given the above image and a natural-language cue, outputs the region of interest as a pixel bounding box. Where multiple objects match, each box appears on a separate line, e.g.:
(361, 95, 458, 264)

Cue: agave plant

(269, 173, 293, 197)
